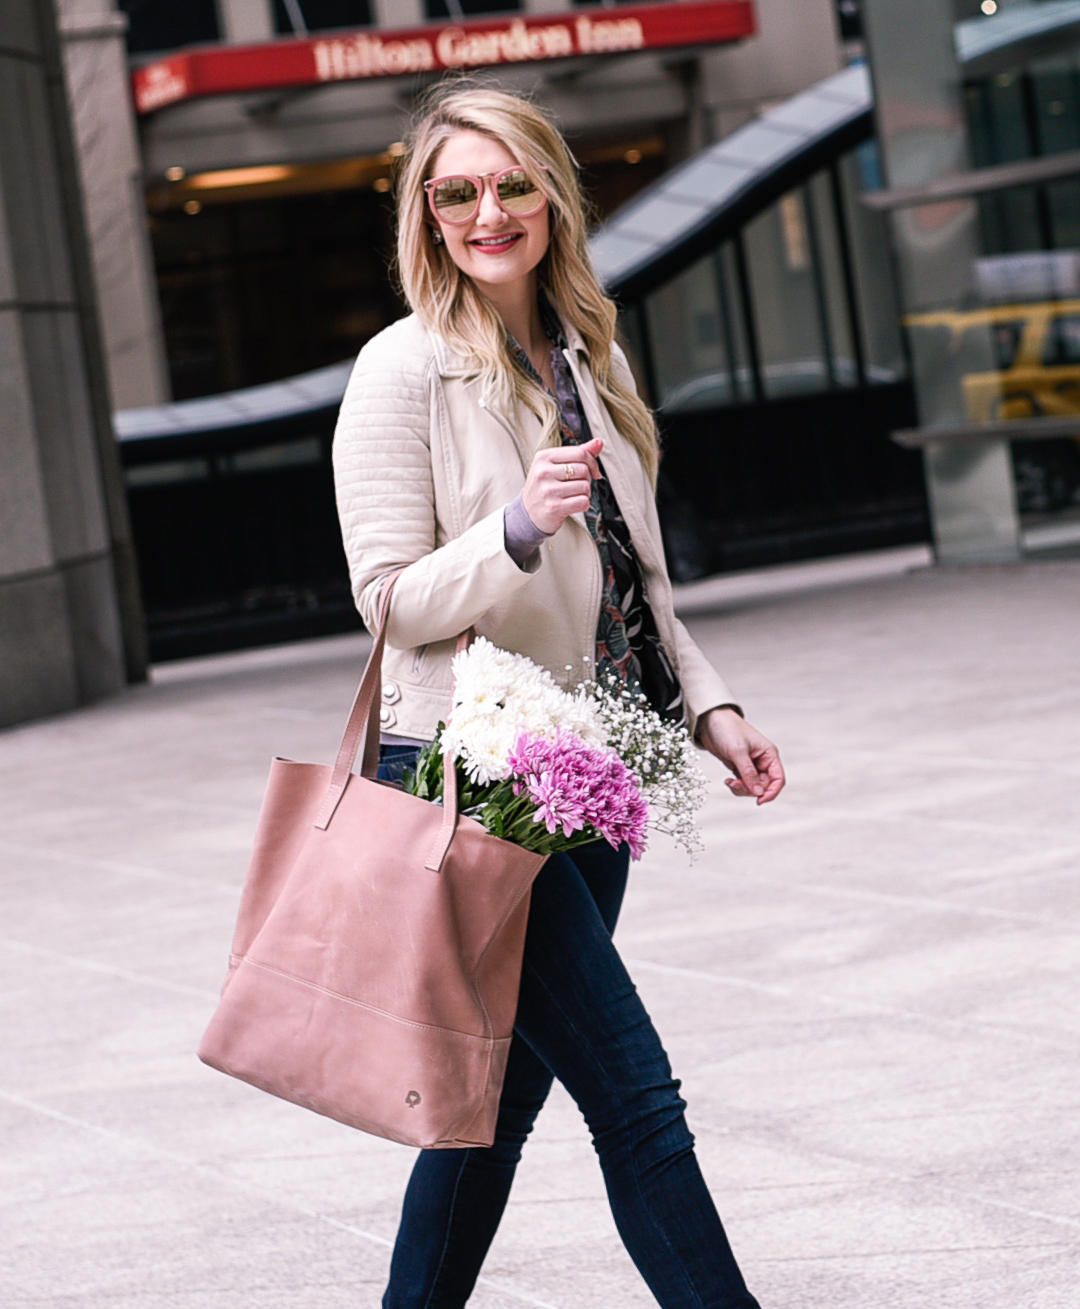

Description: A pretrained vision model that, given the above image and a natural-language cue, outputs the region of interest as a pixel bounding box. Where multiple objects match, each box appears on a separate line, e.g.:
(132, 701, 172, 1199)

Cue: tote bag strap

(314, 570, 405, 830)
(314, 574, 465, 874)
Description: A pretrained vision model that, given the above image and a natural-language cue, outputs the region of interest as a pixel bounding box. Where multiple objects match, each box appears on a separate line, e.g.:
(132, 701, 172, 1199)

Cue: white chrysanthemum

(443, 638, 603, 783)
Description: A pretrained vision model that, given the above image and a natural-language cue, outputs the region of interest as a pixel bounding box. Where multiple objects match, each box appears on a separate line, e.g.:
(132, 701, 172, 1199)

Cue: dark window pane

(991, 320, 1025, 371)
(743, 188, 832, 400)
(424, 0, 521, 17)
(150, 188, 400, 401)
(1043, 314, 1080, 367)
(273, 0, 371, 33)
(119, 0, 219, 54)
(834, 0, 861, 41)
(1048, 179, 1080, 249)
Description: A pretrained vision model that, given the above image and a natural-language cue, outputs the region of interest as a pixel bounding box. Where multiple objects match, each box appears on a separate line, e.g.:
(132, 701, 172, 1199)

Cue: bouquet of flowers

(402, 639, 706, 860)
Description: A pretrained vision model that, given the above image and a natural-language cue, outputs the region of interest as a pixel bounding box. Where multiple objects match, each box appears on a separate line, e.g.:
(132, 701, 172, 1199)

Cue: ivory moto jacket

(332, 312, 736, 742)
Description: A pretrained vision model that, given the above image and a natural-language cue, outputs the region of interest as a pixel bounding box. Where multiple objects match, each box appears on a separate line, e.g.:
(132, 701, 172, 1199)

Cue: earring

(431, 229, 443, 246)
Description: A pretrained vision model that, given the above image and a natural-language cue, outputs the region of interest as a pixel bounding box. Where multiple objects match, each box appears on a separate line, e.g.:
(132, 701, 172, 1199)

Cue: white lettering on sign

(575, 15, 645, 55)
(313, 33, 435, 81)
(437, 19, 573, 67)
(136, 60, 189, 112)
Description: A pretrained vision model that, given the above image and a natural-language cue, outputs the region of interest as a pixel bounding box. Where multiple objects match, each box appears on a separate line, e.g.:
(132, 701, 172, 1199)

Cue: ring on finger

(563, 463, 575, 482)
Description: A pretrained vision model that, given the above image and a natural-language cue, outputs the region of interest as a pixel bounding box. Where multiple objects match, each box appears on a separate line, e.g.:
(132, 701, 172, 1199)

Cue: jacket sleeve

(671, 619, 742, 724)
(332, 331, 538, 649)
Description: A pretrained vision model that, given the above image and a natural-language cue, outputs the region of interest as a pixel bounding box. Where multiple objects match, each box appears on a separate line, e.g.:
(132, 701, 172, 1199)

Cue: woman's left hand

(696, 707, 785, 805)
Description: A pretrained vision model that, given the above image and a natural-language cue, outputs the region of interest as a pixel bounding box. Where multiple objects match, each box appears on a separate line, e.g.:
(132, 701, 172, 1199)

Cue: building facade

(101, 0, 847, 401)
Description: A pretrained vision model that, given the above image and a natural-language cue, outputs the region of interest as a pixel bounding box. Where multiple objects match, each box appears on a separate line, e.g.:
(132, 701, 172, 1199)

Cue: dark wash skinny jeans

(378, 744, 760, 1309)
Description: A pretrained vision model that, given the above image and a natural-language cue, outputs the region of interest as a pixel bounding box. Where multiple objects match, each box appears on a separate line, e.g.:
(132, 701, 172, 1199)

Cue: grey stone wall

(0, 0, 145, 729)
(57, 0, 171, 410)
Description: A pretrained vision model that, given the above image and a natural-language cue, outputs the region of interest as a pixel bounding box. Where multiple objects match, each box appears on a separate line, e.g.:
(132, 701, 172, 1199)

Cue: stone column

(861, 0, 1021, 563)
(217, 0, 275, 44)
(372, 0, 424, 26)
(58, 0, 171, 409)
(0, 0, 145, 729)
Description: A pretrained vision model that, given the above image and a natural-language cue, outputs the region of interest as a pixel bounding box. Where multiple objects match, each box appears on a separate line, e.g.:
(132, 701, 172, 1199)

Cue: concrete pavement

(2, 553, 1078, 1308)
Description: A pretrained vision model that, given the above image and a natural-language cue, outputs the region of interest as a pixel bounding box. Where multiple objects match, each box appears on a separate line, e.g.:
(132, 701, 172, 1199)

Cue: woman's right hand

(521, 437, 604, 535)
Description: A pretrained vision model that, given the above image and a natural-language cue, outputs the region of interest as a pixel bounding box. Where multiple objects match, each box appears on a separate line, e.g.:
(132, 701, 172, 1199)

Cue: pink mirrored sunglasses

(424, 165, 549, 225)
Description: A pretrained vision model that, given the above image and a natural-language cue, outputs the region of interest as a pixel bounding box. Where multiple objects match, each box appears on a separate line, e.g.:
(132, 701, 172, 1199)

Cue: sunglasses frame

(424, 165, 549, 226)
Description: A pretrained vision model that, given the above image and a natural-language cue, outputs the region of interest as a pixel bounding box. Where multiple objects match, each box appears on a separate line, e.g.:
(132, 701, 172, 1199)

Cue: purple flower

(508, 728, 649, 859)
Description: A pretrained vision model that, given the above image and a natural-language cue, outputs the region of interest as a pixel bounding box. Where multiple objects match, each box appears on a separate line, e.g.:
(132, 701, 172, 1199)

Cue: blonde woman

(333, 83, 784, 1309)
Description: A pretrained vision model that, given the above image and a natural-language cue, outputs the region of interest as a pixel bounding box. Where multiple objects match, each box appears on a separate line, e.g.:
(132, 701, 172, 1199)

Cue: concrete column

(57, 0, 171, 410)
(372, 0, 425, 26)
(216, 0, 275, 44)
(0, 0, 145, 728)
(861, 0, 1020, 564)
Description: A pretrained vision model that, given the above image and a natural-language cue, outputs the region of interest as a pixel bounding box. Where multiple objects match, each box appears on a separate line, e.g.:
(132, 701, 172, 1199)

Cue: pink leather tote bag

(198, 575, 548, 1148)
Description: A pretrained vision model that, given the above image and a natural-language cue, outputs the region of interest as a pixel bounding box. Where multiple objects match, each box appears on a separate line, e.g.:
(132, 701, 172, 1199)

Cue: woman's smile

(469, 232, 525, 253)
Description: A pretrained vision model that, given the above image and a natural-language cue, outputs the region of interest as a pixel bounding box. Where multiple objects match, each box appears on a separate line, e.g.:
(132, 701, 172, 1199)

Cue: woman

(333, 83, 784, 1309)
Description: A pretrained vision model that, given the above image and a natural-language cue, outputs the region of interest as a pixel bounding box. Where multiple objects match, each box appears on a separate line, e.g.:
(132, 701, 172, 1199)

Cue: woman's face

(428, 130, 550, 298)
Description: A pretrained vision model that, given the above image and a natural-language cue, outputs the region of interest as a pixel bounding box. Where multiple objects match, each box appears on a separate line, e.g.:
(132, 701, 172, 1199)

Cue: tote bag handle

(313, 571, 462, 874)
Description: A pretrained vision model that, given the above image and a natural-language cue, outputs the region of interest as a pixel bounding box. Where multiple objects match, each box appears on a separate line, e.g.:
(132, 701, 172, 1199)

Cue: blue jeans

(378, 744, 760, 1309)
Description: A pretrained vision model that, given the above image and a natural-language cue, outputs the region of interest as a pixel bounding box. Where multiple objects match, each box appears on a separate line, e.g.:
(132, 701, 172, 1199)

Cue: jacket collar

(559, 316, 588, 361)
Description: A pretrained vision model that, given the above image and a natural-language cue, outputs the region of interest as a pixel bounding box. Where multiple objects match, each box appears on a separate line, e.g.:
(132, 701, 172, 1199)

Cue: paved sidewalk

(2, 556, 1078, 1309)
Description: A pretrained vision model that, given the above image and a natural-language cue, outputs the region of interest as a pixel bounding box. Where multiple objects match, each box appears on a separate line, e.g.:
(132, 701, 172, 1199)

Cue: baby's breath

(583, 671, 706, 859)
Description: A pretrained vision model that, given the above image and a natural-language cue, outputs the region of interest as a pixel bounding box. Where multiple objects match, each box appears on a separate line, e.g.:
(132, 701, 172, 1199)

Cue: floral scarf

(509, 301, 685, 723)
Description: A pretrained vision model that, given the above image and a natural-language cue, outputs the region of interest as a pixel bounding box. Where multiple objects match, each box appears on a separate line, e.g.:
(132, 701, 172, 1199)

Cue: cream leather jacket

(332, 312, 735, 742)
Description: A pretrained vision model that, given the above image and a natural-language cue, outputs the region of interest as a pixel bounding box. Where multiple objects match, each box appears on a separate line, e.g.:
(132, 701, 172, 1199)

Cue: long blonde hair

(394, 82, 659, 484)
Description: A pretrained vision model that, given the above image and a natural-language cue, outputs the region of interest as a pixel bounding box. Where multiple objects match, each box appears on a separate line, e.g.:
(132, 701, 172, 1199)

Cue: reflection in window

(743, 188, 832, 400)
(838, 144, 906, 385)
(986, 320, 1024, 371)
(636, 149, 911, 414)
(645, 253, 735, 412)
(1043, 314, 1080, 366)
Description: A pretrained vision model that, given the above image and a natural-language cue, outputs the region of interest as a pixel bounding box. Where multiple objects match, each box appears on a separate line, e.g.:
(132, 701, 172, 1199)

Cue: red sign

(133, 1, 755, 115)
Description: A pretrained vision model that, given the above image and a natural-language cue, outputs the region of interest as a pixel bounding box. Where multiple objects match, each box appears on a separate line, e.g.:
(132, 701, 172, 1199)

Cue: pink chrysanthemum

(508, 728, 649, 860)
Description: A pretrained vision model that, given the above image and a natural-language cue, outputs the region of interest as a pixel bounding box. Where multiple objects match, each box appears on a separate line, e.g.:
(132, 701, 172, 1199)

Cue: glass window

(742, 188, 831, 400)
(992, 320, 1025, 370)
(424, 0, 521, 17)
(119, 0, 219, 53)
(1047, 180, 1080, 250)
(151, 188, 399, 400)
(644, 252, 734, 412)
(714, 243, 754, 405)
(806, 171, 857, 388)
(1042, 314, 1080, 366)
(1030, 62, 1080, 156)
(838, 144, 906, 385)
(274, 0, 371, 32)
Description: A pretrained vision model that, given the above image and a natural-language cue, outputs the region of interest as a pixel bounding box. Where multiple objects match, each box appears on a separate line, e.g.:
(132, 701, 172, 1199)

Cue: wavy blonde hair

(395, 82, 659, 484)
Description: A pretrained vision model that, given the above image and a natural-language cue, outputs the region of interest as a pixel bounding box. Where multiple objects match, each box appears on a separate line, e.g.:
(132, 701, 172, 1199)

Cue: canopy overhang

(132, 0, 756, 116)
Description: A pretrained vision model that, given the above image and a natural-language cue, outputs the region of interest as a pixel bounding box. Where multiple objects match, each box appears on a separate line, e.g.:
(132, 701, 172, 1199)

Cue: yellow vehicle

(905, 299, 1080, 424)
(905, 300, 1080, 512)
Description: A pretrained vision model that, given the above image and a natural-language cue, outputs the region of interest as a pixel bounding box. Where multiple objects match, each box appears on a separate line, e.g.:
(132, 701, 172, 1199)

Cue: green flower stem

(406, 750, 611, 856)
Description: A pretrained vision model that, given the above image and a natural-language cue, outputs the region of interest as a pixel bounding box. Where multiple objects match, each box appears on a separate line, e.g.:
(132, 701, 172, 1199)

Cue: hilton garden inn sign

(133, 1, 756, 114)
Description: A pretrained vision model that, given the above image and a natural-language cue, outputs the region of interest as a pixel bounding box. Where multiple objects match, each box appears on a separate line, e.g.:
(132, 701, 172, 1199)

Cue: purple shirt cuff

(503, 494, 552, 567)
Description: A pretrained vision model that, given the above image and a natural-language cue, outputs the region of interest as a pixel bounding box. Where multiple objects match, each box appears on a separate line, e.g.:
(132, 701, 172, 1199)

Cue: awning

(132, 0, 755, 116)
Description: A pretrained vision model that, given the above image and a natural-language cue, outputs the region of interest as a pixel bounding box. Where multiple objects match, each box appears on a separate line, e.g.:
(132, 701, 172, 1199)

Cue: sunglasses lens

(431, 177, 479, 220)
(497, 169, 542, 214)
